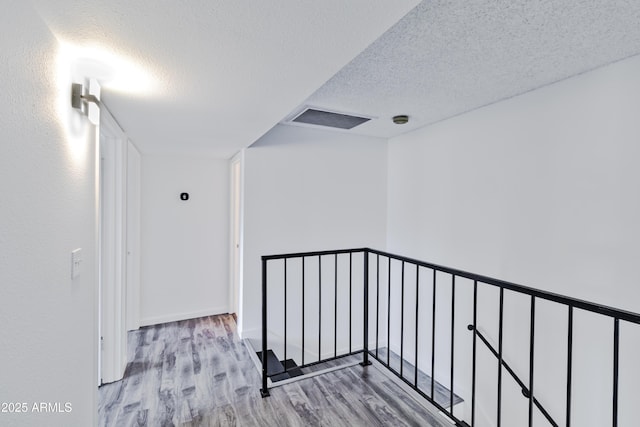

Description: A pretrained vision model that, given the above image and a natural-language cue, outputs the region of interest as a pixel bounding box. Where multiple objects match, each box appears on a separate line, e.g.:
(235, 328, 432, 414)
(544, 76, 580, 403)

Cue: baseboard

(239, 327, 261, 341)
(139, 307, 228, 327)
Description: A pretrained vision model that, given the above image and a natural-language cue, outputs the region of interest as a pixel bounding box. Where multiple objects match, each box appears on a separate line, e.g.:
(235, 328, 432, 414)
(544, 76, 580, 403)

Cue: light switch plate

(71, 248, 82, 279)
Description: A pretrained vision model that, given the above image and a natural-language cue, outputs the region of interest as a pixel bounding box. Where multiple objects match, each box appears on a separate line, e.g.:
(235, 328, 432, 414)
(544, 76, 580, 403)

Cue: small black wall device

(180, 193, 189, 201)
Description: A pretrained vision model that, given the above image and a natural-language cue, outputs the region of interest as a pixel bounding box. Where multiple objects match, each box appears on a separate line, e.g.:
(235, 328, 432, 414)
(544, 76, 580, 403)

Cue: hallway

(98, 314, 451, 426)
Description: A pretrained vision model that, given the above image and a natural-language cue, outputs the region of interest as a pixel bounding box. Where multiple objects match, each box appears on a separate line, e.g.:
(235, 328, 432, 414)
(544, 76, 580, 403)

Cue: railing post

(260, 257, 270, 397)
(471, 280, 478, 427)
(528, 296, 536, 426)
(613, 318, 619, 427)
(361, 250, 371, 366)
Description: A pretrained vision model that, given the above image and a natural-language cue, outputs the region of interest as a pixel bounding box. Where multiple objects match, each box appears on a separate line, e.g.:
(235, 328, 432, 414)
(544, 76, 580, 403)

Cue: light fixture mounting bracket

(71, 83, 100, 109)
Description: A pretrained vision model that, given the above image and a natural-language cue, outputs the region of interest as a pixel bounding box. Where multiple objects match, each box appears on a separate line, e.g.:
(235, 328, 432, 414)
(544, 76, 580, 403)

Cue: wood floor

(99, 314, 452, 427)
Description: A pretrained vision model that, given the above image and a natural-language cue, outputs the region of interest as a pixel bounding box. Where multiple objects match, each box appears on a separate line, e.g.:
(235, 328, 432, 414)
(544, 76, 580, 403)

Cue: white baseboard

(139, 307, 228, 327)
(240, 327, 261, 341)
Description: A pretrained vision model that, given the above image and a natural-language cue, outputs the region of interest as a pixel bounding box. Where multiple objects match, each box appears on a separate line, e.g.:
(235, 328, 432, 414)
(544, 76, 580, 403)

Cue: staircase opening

(259, 247, 640, 427)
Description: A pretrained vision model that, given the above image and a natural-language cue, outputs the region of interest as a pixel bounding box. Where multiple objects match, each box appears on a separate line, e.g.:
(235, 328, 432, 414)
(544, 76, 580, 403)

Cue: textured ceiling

(31, 0, 419, 157)
(295, 0, 640, 138)
(30, 1, 640, 154)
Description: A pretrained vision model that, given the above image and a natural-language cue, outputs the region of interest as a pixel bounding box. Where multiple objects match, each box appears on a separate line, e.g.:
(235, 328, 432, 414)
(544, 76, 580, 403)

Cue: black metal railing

(260, 249, 369, 398)
(261, 248, 640, 427)
(467, 324, 558, 426)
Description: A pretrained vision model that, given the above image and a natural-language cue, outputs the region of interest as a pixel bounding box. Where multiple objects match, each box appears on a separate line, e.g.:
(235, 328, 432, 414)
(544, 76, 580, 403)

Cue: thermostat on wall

(180, 193, 189, 201)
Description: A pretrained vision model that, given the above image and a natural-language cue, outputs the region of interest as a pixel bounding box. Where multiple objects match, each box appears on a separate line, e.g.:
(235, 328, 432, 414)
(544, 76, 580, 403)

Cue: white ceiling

(32, 1, 640, 156)
(294, 0, 640, 138)
(32, 0, 419, 157)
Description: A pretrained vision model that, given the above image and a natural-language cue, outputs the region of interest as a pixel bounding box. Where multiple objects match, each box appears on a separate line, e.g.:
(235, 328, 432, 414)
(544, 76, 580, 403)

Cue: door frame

(126, 141, 141, 332)
(99, 107, 128, 384)
(229, 150, 244, 321)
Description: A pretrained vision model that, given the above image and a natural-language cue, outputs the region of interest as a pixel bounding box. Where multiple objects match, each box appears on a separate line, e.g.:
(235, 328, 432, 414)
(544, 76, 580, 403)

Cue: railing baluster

(498, 287, 504, 427)
(472, 280, 478, 427)
(260, 258, 269, 397)
(334, 253, 338, 359)
(376, 254, 380, 359)
(529, 296, 536, 427)
(284, 258, 287, 370)
(566, 306, 573, 427)
(318, 255, 322, 362)
(349, 252, 352, 354)
(613, 318, 619, 427)
(361, 251, 371, 366)
(302, 256, 305, 366)
(414, 266, 420, 388)
(431, 269, 437, 399)
(450, 274, 456, 413)
(400, 261, 405, 378)
(387, 258, 392, 367)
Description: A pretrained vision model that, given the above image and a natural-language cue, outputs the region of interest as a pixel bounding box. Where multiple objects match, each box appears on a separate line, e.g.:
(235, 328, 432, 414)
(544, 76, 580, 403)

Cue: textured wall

(387, 54, 640, 427)
(241, 124, 388, 339)
(139, 154, 229, 326)
(0, 3, 98, 426)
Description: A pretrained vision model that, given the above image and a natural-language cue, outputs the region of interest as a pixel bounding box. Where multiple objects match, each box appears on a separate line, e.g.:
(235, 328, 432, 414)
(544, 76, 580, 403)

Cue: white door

(99, 109, 128, 384)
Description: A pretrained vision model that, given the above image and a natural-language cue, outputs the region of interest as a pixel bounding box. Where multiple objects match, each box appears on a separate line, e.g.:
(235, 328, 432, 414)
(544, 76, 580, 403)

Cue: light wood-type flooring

(98, 314, 452, 426)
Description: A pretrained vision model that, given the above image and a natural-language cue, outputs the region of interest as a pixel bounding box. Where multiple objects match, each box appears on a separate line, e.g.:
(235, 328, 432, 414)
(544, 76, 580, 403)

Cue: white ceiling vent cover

(290, 108, 371, 129)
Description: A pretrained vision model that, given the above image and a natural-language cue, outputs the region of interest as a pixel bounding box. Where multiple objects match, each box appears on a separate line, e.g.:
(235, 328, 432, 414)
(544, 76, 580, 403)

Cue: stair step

(256, 350, 285, 376)
(256, 351, 304, 382)
(282, 359, 304, 378)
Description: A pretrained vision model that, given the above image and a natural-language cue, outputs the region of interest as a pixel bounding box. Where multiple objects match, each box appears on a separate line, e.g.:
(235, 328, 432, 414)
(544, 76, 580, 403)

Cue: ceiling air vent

(291, 108, 371, 130)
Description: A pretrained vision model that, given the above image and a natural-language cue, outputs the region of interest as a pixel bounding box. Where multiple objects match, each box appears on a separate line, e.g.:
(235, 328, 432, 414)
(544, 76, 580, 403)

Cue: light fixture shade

(87, 78, 101, 125)
(87, 102, 100, 125)
(89, 78, 101, 102)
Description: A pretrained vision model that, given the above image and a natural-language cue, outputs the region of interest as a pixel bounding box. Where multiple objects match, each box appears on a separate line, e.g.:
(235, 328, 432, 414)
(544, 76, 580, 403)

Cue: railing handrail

(366, 248, 640, 324)
(263, 247, 640, 324)
(261, 247, 368, 260)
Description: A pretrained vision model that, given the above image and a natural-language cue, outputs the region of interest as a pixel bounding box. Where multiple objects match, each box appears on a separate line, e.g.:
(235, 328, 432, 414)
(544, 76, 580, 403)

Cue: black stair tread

(270, 372, 291, 382)
(282, 359, 298, 370)
(256, 350, 285, 376)
(256, 350, 306, 383)
(282, 359, 304, 378)
(271, 367, 303, 382)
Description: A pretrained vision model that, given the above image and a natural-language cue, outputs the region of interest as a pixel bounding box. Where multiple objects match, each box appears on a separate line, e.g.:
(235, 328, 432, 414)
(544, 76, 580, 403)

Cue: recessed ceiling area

(295, 0, 640, 139)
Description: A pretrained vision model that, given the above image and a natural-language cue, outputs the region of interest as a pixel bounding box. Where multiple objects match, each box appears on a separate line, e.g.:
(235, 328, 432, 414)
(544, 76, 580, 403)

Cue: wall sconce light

(71, 78, 101, 125)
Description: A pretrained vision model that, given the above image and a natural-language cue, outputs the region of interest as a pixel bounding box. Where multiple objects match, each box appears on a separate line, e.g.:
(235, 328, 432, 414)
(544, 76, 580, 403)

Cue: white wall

(387, 54, 640, 426)
(0, 4, 98, 426)
(241, 125, 388, 340)
(139, 154, 229, 325)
